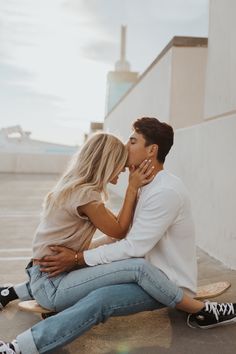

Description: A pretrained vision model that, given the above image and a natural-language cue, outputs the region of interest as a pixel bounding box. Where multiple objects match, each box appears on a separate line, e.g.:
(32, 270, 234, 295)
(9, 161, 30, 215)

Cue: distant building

(0, 125, 77, 155)
(0, 125, 78, 174)
(84, 121, 104, 142)
(105, 26, 138, 115)
(90, 122, 103, 134)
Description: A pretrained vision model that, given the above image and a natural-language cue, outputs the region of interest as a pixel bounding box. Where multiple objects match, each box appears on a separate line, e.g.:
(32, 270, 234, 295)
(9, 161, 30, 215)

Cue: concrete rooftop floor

(0, 173, 236, 354)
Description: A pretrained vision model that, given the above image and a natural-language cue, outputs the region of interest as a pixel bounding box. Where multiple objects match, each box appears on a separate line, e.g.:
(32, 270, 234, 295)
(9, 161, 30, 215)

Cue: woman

(1, 132, 157, 312)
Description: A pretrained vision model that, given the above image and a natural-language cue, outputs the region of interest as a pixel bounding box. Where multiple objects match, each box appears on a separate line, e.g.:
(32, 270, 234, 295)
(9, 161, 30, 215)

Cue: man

(1, 117, 236, 354)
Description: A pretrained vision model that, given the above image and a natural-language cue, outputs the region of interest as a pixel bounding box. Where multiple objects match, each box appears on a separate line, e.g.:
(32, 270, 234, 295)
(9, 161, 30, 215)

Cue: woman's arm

(80, 188, 136, 239)
(79, 159, 154, 239)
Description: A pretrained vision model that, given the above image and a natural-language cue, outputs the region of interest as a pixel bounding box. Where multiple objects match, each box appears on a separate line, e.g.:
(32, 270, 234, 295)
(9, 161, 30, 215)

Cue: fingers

(39, 261, 58, 268)
(48, 270, 61, 278)
(40, 266, 59, 273)
(49, 245, 65, 252)
(142, 173, 155, 185)
(40, 263, 58, 271)
(42, 256, 58, 262)
(144, 165, 155, 177)
(138, 160, 155, 176)
(139, 162, 155, 185)
(138, 159, 150, 172)
(138, 159, 148, 170)
(129, 159, 155, 188)
(145, 174, 155, 183)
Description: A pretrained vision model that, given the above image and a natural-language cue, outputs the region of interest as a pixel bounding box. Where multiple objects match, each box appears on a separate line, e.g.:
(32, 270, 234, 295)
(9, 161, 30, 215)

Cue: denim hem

(14, 282, 33, 301)
(17, 329, 39, 354)
(168, 287, 184, 308)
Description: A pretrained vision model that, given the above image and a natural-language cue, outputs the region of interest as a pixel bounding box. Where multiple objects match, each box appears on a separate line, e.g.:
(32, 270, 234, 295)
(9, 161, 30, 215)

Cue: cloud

(65, 0, 208, 26)
(65, 0, 208, 68)
(81, 39, 118, 64)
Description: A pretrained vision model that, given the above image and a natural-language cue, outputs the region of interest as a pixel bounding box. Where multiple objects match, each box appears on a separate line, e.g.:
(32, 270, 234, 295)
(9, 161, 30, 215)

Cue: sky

(0, 0, 209, 146)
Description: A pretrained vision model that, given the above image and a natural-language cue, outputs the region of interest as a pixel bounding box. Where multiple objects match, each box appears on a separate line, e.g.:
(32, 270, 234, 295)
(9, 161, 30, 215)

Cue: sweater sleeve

(84, 188, 181, 266)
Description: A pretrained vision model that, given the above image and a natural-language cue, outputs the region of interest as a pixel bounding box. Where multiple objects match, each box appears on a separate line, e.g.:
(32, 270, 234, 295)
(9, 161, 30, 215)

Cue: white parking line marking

(0, 249, 32, 252)
(0, 213, 39, 217)
(0, 257, 31, 261)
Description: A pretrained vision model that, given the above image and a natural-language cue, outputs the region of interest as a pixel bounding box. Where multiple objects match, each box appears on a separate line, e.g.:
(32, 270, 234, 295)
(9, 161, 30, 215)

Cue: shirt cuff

(84, 248, 101, 266)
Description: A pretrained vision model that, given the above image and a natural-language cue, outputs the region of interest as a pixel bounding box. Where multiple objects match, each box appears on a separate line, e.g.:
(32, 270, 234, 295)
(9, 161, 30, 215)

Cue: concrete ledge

(0, 152, 70, 174)
(105, 36, 208, 119)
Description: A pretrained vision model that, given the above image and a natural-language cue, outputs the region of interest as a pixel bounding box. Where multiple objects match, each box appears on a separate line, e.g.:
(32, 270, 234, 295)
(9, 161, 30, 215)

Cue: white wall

(171, 47, 207, 128)
(204, 0, 236, 118)
(166, 114, 236, 269)
(104, 50, 173, 141)
(0, 153, 70, 174)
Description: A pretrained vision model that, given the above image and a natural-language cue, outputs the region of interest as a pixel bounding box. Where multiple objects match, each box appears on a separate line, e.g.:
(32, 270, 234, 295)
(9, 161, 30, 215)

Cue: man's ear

(147, 144, 158, 158)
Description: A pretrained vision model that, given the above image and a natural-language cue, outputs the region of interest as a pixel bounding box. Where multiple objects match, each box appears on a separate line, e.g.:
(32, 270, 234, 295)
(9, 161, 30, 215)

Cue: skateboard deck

(18, 281, 231, 318)
(195, 281, 231, 300)
(18, 300, 52, 314)
(18, 300, 55, 319)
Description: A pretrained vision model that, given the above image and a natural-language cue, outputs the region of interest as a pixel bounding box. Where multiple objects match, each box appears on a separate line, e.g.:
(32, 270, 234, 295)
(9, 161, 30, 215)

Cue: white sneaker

(0, 341, 16, 354)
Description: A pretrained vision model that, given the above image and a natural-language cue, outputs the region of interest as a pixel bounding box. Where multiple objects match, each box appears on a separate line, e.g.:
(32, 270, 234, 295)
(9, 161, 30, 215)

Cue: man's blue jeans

(17, 284, 166, 354)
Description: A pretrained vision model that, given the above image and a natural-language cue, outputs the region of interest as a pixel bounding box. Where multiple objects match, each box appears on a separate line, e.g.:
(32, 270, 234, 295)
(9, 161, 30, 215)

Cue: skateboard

(195, 280, 231, 300)
(18, 281, 231, 319)
(18, 300, 56, 319)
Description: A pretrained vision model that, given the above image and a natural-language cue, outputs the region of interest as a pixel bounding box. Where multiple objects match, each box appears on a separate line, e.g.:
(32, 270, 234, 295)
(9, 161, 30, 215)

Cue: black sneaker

(0, 285, 18, 310)
(0, 286, 12, 310)
(187, 301, 236, 329)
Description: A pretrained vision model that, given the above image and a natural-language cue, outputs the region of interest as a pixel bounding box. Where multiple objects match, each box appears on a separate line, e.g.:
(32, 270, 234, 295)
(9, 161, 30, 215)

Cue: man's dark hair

(133, 117, 174, 163)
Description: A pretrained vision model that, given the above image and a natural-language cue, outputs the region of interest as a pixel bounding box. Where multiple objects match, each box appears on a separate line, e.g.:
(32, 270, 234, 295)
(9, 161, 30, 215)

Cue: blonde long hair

(42, 133, 128, 216)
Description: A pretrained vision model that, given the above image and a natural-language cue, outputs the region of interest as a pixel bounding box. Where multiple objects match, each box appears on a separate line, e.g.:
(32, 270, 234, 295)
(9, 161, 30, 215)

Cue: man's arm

(89, 235, 116, 249)
(84, 188, 181, 266)
(39, 188, 181, 275)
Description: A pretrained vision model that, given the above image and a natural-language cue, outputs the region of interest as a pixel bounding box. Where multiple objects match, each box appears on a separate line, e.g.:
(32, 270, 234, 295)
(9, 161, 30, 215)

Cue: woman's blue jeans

(16, 258, 184, 354)
(27, 258, 183, 312)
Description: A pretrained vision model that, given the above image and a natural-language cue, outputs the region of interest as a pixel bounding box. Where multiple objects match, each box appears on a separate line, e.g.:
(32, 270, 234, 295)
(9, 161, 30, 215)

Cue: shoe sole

(195, 316, 236, 329)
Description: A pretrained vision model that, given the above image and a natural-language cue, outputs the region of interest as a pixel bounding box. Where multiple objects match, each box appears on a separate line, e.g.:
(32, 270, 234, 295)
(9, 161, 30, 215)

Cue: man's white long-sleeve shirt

(84, 170, 197, 295)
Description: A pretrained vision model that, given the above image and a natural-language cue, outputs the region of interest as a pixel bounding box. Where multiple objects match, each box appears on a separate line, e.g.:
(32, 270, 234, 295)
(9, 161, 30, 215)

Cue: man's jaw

(126, 158, 139, 169)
